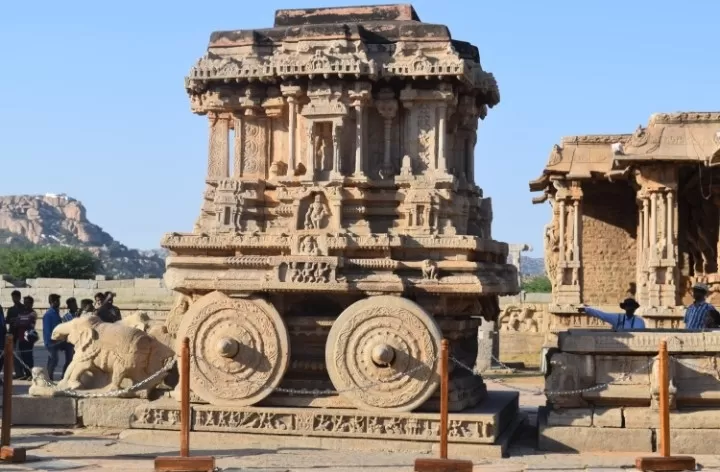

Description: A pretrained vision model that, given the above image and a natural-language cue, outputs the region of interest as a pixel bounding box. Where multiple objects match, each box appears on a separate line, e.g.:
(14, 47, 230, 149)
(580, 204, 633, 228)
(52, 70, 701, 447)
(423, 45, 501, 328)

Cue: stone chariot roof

(185, 4, 499, 112)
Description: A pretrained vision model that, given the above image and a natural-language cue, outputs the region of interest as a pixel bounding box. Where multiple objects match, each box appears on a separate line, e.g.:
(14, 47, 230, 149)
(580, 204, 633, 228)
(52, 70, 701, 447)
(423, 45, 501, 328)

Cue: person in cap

(578, 298, 645, 331)
(684, 283, 720, 330)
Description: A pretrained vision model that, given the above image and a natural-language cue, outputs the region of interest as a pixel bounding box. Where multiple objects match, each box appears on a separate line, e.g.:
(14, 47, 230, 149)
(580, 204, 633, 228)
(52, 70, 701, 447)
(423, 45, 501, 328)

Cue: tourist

(683, 283, 720, 330)
(96, 291, 122, 323)
(94, 292, 105, 309)
(578, 298, 646, 331)
(13, 296, 38, 379)
(79, 298, 95, 316)
(44, 294, 77, 381)
(5, 290, 25, 379)
(0, 304, 6, 380)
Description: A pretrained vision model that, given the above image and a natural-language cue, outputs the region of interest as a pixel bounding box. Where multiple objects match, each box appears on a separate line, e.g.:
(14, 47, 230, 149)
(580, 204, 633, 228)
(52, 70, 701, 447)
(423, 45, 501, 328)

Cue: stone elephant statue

(51, 315, 175, 393)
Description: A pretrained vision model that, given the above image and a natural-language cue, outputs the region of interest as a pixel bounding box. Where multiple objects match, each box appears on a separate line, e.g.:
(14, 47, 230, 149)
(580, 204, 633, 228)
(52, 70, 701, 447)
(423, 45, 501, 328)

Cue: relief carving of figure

(421, 259, 439, 281)
(299, 236, 321, 255)
(304, 195, 330, 230)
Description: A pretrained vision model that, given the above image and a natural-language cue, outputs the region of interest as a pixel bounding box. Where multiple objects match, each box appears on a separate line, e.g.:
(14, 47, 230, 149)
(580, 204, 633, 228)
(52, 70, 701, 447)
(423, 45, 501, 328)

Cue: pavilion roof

(529, 112, 720, 202)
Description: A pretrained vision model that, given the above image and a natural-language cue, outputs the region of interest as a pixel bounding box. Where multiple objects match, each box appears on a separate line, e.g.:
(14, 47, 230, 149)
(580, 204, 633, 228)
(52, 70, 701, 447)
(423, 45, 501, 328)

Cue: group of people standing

(0, 290, 122, 383)
(581, 282, 720, 331)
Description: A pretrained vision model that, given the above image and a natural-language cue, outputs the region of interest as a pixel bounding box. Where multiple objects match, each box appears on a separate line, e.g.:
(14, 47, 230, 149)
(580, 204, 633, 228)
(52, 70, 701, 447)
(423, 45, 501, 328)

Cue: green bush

(521, 275, 552, 293)
(0, 246, 99, 280)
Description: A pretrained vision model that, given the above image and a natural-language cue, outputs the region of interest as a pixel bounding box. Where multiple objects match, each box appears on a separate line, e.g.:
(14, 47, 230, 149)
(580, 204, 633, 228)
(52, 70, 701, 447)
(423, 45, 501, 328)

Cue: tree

(0, 246, 99, 280)
(521, 275, 552, 293)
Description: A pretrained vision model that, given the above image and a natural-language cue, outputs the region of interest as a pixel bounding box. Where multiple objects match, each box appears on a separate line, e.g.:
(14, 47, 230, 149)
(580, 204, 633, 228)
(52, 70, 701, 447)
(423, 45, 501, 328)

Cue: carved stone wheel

(176, 291, 290, 406)
(325, 295, 442, 412)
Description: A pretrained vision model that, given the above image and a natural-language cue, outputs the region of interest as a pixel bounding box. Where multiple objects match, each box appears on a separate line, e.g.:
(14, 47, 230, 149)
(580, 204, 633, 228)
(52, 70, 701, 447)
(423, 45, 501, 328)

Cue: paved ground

(1, 352, 716, 471)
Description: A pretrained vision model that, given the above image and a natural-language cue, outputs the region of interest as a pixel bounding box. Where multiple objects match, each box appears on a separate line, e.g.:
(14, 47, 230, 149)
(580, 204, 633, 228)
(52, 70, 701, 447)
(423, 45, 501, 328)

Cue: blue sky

(1, 1, 717, 255)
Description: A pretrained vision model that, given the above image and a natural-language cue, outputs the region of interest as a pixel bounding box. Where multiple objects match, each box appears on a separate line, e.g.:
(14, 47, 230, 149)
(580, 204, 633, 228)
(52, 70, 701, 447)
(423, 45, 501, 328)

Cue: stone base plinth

(538, 406, 720, 454)
(11, 391, 521, 458)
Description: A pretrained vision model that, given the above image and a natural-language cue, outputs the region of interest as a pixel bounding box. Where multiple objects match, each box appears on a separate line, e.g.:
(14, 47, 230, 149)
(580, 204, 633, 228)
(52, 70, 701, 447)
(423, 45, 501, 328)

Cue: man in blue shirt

(578, 298, 646, 331)
(684, 283, 720, 330)
(43, 293, 73, 381)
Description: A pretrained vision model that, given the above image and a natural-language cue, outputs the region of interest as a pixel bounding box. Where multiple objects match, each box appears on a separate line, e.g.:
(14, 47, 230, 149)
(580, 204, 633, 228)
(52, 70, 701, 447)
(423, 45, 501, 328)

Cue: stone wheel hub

(217, 337, 240, 358)
(371, 343, 395, 367)
(325, 295, 442, 412)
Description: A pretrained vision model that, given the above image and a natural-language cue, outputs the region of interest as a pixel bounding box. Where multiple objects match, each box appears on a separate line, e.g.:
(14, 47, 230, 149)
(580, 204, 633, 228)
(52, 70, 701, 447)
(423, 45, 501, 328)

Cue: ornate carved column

(305, 126, 314, 180)
(232, 113, 243, 177)
(207, 112, 230, 179)
(376, 88, 399, 177)
(634, 166, 679, 309)
(350, 83, 372, 178)
(331, 121, 342, 179)
(280, 85, 303, 176)
(437, 102, 448, 174)
(551, 180, 583, 306)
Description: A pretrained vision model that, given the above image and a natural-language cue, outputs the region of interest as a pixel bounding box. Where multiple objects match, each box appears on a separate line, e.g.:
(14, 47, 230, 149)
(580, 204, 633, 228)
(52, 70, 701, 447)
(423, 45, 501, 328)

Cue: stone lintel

(274, 4, 420, 27)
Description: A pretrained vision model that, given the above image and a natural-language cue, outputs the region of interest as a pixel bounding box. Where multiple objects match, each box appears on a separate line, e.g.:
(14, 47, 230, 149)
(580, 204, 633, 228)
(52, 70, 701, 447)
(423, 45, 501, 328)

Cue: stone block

(624, 407, 720, 429)
(593, 407, 622, 427)
(97, 279, 134, 289)
(79, 398, 148, 428)
(670, 429, 720, 454)
(539, 424, 652, 452)
(11, 395, 78, 426)
(34, 278, 75, 289)
(73, 289, 99, 300)
(133, 278, 165, 289)
(547, 408, 592, 427)
(74, 279, 98, 289)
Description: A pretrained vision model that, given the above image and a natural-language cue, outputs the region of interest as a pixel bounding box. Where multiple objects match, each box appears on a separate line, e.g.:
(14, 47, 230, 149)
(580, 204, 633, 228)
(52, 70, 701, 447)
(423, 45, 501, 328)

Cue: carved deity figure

(304, 195, 329, 230)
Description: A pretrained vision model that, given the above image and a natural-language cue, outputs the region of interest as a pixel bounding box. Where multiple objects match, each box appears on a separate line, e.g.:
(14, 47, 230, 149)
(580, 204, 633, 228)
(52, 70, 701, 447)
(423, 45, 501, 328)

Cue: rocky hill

(0, 194, 166, 278)
(520, 256, 545, 277)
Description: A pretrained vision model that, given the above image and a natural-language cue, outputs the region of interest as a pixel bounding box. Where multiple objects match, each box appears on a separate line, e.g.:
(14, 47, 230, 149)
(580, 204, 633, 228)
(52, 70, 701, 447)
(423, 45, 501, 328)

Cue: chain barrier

(192, 353, 440, 396)
(451, 354, 659, 397)
(2, 341, 679, 400)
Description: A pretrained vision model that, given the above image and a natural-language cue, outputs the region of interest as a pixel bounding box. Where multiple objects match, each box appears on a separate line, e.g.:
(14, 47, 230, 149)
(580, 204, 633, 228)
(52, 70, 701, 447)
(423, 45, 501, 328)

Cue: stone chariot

(161, 4, 517, 415)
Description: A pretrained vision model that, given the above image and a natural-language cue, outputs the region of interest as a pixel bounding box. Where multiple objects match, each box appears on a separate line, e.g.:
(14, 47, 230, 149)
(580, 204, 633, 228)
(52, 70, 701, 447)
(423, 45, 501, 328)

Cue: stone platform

(540, 329, 720, 455)
(10, 391, 521, 458)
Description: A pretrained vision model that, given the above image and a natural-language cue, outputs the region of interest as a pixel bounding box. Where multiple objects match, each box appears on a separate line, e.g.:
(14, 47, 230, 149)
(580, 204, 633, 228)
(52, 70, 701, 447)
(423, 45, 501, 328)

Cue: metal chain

(192, 353, 440, 396)
(451, 355, 659, 397)
(13, 351, 178, 399)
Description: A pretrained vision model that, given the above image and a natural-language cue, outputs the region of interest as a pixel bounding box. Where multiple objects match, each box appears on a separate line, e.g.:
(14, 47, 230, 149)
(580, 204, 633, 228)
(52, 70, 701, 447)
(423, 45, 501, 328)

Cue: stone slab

(669, 429, 720, 454)
(538, 407, 652, 452)
(547, 408, 592, 427)
(131, 391, 518, 446)
(11, 395, 77, 426)
(78, 398, 148, 428)
(624, 407, 720, 429)
(558, 330, 720, 354)
(593, 407, 622, 427)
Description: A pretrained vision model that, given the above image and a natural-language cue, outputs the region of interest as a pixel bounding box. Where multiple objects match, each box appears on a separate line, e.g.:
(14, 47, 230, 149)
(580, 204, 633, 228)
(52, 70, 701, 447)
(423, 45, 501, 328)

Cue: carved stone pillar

(331, 121, 342, 179)
(280, 85, 303, 176)
(232, 113, 243, 178)
(437, 103, 448, 174)
(551, 180, 583, 306)
(635, 166, 679, 310)
(350, 83, 372, 178)
(376, 89, 399, 177)
(207, 113, 230, 179)
(354, 103, 365, 177)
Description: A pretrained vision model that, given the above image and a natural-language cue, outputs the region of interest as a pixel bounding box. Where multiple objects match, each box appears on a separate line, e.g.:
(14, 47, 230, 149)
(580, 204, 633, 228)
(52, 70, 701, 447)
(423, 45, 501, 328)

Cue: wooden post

(180, 337, 190, 458)
(658, 340, 671, 458)
(635, 340, 695, 472)
(154, 337, 215, 472)
(0, 335, 27, 463)
(439, 338, 449, 460)
(414, 338, 472, 472)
